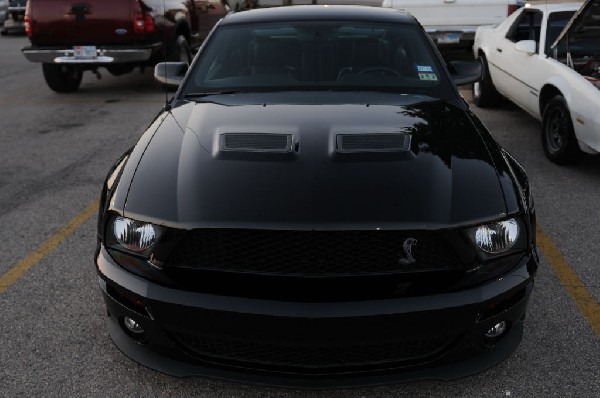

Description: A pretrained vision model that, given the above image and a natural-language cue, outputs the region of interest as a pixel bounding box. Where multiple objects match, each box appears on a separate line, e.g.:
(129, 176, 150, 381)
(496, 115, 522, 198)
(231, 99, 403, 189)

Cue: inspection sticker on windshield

(418, 73, 438, 81)
(416, 65, 434, 73)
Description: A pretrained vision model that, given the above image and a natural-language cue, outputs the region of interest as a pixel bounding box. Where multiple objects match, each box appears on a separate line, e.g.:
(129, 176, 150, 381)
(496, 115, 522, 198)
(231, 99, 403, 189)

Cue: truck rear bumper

(22, 43, 162, 64)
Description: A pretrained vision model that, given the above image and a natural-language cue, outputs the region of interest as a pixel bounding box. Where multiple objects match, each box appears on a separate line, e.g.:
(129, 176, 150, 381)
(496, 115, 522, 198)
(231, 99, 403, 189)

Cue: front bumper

(96, 245, 537, 388)
(22, 43, 161, 64)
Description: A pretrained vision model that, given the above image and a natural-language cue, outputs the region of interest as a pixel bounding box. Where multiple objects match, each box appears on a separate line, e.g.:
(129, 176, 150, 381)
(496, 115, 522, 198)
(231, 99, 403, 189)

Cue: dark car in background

(0, 0, 25, 35)
(96, 5, 538, 387)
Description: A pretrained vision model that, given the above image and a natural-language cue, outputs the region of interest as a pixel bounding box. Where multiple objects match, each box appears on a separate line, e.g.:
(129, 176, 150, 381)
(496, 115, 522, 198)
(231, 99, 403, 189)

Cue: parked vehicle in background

(381, 0, 524, 49)
(21, 0, 230, 92)
(231, 0, 258, 10)
(0, 1, 7, 28)
(257, 0, 381, 7)
(473, 0, 600, 164)
(0, 0, 26, 35)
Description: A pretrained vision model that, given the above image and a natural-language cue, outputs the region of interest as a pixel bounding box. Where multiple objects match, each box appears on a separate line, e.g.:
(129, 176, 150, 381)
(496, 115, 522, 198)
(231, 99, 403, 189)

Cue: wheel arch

(539, 76, 571, 117)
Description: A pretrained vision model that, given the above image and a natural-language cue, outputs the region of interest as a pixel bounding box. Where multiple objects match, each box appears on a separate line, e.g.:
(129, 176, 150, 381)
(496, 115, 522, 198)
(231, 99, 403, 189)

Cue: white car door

(489, 8, 545, 116)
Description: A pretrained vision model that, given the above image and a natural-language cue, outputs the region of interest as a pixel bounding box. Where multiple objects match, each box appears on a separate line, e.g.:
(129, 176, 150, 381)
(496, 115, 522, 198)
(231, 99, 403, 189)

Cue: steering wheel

(358, 67, 402, 77)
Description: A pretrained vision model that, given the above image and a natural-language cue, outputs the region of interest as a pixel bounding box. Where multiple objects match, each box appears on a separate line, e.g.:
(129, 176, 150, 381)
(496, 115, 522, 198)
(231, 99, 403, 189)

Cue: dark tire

(42, 63, 82, 93)
(167, 35, 192, 65)
(472, 55, 501, 108)
(541, 95, 585, 165)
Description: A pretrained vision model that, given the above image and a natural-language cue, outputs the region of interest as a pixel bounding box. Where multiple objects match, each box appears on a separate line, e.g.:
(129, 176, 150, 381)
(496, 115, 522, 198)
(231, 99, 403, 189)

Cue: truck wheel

(542, 95, 585, 165)
(167, 35, 192, 65)
(42, 64, 83, 93)
(472, 55, 501, 108)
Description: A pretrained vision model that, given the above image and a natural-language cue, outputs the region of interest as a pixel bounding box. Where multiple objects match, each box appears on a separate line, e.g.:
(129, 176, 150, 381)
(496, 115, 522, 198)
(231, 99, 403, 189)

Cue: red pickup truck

(22, 0, 230, 92)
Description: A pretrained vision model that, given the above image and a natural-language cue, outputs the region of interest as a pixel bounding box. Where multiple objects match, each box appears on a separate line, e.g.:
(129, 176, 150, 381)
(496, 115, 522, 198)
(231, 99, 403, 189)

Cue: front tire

(42, 63, 83, 93)
(542, 95, 585, 165)
(473, 55, 501, 108)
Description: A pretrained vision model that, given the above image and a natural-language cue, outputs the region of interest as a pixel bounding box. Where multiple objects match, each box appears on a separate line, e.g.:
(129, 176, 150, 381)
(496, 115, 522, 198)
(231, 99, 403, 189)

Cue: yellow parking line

(537, 225, 600, 338)
(0, 199, 99, 294)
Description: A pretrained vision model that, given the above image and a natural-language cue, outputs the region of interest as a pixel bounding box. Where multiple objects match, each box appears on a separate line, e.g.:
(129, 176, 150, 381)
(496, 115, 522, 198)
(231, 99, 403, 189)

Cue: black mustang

(96, 5, 538, 387)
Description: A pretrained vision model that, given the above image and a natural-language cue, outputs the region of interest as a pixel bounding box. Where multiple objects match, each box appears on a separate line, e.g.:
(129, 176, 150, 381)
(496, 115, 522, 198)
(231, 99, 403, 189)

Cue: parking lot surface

(0, 35, 599, 397)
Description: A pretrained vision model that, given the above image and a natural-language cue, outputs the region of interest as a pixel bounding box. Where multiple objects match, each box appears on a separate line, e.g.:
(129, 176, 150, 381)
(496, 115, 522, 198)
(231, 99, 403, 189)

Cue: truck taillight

(133, 13, 145, 33)
(133, 13, 155, 33)
(144, 15, 156, 33)
(508, 4, 521, 16)
(24, 15, 32, 37)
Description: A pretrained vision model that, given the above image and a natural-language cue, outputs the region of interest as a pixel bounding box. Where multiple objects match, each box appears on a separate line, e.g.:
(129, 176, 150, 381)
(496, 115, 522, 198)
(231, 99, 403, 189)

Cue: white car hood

(551, 0, 600, 49)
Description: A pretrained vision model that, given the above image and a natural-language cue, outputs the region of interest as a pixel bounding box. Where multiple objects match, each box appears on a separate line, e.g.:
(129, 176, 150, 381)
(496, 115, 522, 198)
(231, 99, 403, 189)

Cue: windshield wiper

(183, 90, 241, 98)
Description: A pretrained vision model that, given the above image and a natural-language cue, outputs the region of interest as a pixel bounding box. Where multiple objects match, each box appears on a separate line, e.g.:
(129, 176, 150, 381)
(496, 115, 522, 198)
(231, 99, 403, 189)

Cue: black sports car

(96, 5, 538, 387)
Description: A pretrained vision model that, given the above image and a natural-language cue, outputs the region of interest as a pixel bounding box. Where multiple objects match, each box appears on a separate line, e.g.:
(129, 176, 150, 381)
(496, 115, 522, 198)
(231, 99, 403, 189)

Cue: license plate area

(73, 45, 98, 59)
(54, 46, 114, 64)
(436, 33, 460, 44)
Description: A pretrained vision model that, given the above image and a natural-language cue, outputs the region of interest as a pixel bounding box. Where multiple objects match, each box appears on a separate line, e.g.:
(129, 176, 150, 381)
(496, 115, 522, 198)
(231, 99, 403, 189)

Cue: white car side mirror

(515, 40, 537, 55)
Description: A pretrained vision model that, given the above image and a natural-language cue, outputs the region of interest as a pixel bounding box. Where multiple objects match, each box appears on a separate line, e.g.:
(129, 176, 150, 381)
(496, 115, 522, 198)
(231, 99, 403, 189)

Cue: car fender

(539, 60, 600, 153)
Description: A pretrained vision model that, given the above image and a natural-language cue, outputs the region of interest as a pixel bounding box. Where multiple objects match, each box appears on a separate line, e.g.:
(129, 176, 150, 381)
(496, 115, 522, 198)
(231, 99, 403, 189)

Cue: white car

(473, 0, 600, 164)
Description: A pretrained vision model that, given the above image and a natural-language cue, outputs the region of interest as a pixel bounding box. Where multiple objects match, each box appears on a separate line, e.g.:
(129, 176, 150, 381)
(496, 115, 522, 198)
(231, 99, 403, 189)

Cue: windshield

(182, 21, 453, 98)
(545, 11, 576, 56)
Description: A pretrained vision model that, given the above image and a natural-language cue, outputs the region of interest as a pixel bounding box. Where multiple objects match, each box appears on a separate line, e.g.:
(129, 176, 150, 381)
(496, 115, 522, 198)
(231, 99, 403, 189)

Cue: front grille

(165, 229, 462, 276)
(170, 331, 456, 371)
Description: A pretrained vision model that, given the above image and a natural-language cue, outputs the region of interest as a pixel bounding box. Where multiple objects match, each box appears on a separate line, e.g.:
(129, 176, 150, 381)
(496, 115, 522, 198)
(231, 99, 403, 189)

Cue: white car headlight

(113, 216, 162, 253)
(473, 219, 519, 254)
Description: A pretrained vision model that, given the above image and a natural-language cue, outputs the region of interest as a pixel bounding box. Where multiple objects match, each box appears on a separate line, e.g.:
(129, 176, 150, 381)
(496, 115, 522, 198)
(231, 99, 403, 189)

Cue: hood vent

(336, 133, 411, 153)
(220, 133, 293, 153)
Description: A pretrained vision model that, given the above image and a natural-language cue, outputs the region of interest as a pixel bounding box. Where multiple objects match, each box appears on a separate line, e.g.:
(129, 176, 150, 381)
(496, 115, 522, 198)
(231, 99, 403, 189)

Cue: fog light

(123, 317, 144, 334)
(485, 321, 507, 338)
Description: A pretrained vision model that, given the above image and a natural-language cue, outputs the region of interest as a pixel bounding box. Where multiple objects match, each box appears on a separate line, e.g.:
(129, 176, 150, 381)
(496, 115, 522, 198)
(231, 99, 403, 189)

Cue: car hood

(552, 0, 600, 49)
(118, 94, 508, 229)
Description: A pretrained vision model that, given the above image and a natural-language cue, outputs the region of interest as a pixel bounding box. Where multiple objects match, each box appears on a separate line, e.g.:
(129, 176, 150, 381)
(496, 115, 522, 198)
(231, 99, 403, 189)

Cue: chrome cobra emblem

(399, 238, 417, 265)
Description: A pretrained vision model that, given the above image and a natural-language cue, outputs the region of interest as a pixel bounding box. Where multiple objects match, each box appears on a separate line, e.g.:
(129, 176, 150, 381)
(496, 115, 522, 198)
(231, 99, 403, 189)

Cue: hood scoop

(336, 133, 411, 153)
(220, 133, 294, 153)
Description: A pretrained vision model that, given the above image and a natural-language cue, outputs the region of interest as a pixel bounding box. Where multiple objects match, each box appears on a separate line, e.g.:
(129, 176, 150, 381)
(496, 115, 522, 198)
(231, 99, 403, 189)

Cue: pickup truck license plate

(437, 33, 460, 44)
(73, 46, 97, 59)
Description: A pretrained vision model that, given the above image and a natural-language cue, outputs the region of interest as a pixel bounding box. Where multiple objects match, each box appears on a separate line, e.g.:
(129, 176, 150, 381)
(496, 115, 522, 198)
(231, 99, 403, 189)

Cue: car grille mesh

(165, 229, 462, 275)
(170, 331, 455, 370)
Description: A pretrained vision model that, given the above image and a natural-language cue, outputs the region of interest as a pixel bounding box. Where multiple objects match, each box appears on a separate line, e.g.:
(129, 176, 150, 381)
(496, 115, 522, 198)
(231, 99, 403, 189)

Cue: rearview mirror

(447, 60, 482, 86)
(154, 62, 188, 87)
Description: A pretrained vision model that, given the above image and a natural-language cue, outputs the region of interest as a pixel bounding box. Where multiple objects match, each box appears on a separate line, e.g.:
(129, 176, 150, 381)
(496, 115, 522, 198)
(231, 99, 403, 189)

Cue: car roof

(526, 2, 583, 13)
(220, 5, 415, 26)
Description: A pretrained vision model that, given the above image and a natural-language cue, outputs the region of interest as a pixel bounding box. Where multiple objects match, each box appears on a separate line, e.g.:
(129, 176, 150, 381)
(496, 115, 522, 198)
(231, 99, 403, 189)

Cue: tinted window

(506, 10, 542, 43)
(182, 21, 452, 97)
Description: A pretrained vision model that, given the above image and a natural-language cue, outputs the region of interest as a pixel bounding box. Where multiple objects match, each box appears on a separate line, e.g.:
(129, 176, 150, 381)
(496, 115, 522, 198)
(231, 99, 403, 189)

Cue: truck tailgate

(387, 0, 510, 27)
(29, 0, 134, 45)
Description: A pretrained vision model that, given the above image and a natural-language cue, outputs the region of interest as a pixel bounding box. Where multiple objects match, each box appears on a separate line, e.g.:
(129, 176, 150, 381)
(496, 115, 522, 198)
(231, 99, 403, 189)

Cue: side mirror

(515, 40, 537, 55)
(447, 60, 482, 86)
(154, 62, 188, 87)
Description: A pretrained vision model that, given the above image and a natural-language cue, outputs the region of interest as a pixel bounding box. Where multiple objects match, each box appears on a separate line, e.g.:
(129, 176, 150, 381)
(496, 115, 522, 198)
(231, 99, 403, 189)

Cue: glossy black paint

(96, 5, 538, 386)
(117, 93, 508, 229)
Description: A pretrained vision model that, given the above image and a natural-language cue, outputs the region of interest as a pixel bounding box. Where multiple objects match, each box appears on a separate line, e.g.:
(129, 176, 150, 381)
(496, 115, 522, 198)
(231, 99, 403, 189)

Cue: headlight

(113, 216, 162, 253)
(472, 219, 519, 254)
